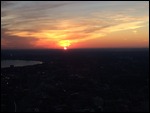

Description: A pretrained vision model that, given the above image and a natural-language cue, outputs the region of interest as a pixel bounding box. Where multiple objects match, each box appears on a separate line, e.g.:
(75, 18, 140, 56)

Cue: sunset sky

(1, 1, 149, 49)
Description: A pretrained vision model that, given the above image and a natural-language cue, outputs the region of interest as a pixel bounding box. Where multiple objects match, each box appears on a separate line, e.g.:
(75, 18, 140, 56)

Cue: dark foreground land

(1, 48, 149, 112)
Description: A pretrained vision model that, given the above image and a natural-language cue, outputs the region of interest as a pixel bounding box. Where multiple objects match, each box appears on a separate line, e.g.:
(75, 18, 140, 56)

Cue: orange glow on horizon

(1, 1, 148, 49)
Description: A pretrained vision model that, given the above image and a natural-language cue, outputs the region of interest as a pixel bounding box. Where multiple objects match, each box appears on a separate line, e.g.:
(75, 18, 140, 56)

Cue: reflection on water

(1, 60, 43, 68)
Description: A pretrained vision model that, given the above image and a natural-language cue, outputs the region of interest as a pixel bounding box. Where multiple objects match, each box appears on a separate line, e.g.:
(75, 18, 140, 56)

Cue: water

(1, 60, 43, 68)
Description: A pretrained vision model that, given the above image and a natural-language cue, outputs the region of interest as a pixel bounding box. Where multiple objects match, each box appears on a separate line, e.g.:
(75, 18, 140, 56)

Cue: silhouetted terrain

(1, 48, 149, 112)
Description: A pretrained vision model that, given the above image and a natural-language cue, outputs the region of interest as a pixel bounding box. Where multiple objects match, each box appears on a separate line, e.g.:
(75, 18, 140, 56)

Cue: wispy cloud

(1, 1, 149, 49)
(1, 33, 38, 49)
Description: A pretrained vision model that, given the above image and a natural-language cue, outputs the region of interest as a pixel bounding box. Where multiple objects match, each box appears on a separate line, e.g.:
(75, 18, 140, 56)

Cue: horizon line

(1, 47, 149, 50)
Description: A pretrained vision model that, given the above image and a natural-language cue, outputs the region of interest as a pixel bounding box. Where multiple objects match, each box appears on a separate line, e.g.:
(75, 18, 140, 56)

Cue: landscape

(1, 48, 149, 112)
(1, 1, 149, 112)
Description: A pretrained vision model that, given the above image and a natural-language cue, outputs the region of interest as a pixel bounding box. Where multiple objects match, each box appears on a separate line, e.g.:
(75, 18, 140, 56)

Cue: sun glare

(59, 40, 70, 47)
(59, 40, 70, 50)
(64, 47, 67, 50)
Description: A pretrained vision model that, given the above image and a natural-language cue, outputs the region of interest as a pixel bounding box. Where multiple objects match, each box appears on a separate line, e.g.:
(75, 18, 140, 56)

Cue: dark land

(1, 48, 149, 112)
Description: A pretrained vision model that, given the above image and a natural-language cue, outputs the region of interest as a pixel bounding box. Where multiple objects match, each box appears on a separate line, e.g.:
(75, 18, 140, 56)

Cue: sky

(1, 1, 149, 49)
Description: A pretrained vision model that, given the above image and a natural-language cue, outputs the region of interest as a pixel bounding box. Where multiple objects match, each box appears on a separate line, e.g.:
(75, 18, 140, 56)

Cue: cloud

(1, 1, 149, 49)
(1, 33, 38, 49)
(1, 28, 8, 38)
(2, 13, 148, 48)
(1, 1, 72, 29)
(1, 28, 38, 49)
(1, 1, 14, 8)
(102, 21, 145, 33)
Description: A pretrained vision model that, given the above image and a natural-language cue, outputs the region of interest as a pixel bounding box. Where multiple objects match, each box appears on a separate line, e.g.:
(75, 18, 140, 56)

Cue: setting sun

(64, 47, 67, 50)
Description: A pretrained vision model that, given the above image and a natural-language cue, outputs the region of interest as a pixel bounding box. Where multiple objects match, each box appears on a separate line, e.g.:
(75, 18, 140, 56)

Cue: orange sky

(1, 1, 149, 49)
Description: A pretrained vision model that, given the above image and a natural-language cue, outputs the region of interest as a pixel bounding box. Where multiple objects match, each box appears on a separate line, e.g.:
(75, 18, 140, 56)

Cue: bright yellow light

(59, 40, 70, 47)
(64, 47, 67, 50)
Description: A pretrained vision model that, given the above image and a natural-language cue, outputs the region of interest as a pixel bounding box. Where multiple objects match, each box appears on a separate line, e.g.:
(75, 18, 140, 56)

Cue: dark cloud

(1, 1, 74, 31)
(1, 28, 8, 38)
(82, 25, 113, 33)
(2, 35, 38, 49)
(1, 1, 14, 8)
(1, 28, 38, 49)
(18, 1, 71, 11)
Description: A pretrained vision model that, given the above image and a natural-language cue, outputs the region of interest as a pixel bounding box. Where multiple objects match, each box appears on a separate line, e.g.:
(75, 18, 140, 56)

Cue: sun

(58, 40, 70, 50)
(64, 47, 67, 50)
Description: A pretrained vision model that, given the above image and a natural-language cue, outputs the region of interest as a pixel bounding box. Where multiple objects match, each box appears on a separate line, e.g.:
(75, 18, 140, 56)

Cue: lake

(1, 60, 43, 68)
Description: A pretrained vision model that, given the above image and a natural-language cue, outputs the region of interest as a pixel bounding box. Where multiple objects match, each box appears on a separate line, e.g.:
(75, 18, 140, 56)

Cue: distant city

(1, 48, 149, 112)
